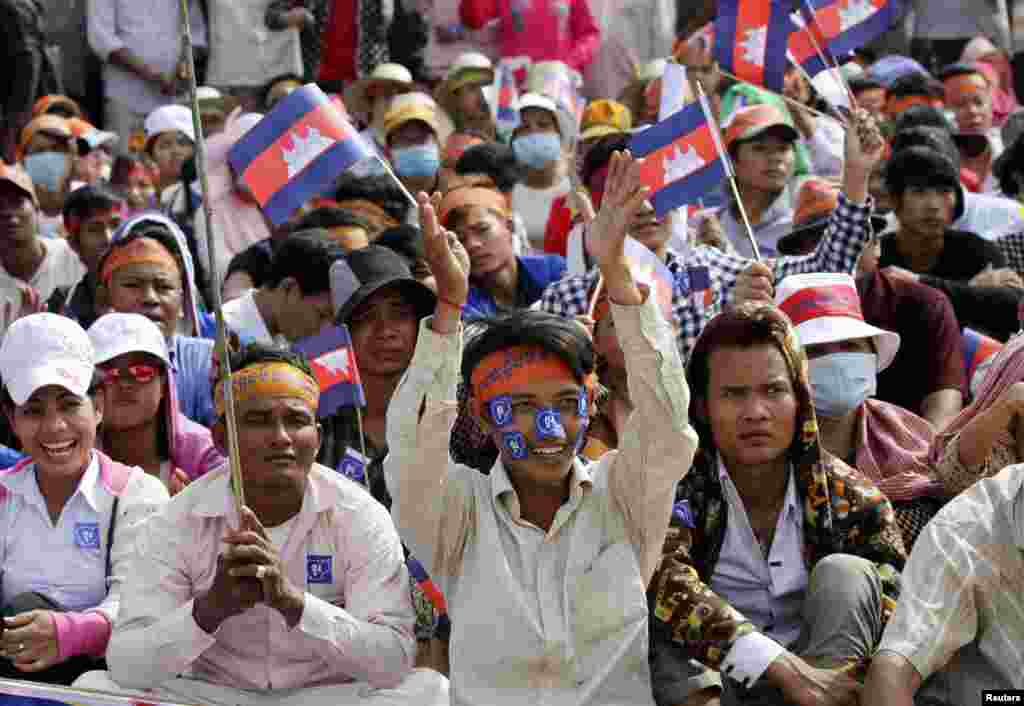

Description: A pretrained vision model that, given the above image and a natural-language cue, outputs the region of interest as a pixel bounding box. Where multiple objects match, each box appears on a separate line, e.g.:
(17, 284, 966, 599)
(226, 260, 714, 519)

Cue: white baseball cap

(774, 273, 900, 371)
(517, 92, 577, 146)
(87, 313, 170, 367)
(144, 105, 196, 144)
(0, 313, 95, 405)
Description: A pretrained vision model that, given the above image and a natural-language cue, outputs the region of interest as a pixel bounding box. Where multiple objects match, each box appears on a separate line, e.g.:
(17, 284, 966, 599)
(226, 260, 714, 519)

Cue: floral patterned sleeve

(647, 525, 757, 670)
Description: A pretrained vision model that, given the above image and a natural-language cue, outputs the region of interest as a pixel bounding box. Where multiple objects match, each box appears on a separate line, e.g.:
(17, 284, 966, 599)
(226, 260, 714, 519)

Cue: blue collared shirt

(170, 335, 215, 427)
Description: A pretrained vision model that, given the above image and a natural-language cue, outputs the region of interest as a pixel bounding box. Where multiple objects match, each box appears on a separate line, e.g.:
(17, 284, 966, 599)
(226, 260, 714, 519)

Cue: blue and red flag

(796, 0, 897, 64)
(228, 84, 373, 225)
(293, 324, 366, 417)
(628, 101, 726, 218)
(714, 0, 792, 92)
(962, 327, 1004, 387)
(493, 61, 521, 132)
(787, 5, 838, 77)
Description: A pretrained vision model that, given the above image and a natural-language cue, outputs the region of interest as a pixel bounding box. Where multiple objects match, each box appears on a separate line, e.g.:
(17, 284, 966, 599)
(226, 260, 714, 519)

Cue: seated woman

(930, 331, 1024, 497)
(88, 313, 223, 494)
(774, 273, 944, 549)
(97, 213, 216, 426)
(0, 314, 168, 685)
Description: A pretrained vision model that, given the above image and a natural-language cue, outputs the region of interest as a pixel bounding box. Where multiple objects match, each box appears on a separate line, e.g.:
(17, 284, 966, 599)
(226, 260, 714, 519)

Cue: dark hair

(887, 72, 944, 100)
(849, 76, 884, 95)
(937, 61, 987, 83)
(334, 173, 412, 223)
(454, 142, 523, 193)
(225, 242, 275, 289)
(890, 126, 961, 170)
(97, 223, 188, 286)
(852, 47, 878, 64)
(994, 132, 1024, 196)
(265, 231, 345, 295)
(63, 184, 125, 225)
(891, 104, 952, 135)
(290, 207, 371, 233)
(461, 310, 595, 390)
(581, 134, 630, 189)
(229, 342, 314, 381)
(261, 72, 305, 108)
(376, 224, 426, 264)
(884, 146, 960, 198)
(109, 153, 157, 188)
(687, 308, 790, 400)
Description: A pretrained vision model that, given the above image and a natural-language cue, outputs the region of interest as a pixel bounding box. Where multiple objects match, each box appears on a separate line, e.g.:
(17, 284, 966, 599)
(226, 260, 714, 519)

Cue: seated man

(863, 466, 1024, 705)
(384, 153, 699, 704)
(648, 302, 906, 706)
(879, 146, 1023, 341)
(221, 231, 344, 346)
(74, 344, 448, 705)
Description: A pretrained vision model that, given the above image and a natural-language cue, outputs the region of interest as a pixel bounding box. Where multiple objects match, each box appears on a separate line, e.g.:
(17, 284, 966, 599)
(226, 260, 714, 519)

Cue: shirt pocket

(570, 542, 647, 677)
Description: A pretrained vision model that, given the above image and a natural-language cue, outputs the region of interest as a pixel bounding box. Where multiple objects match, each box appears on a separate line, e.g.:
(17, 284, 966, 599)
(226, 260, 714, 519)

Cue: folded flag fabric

(228, 84, 373, 226)
(493, 61, 521, 132)
(714, 0, 792, 92)
(293, 324, 366, 417)
(628, 101, 726, 218)
(798, 0, 898, 63)
(788, 3, 839, 77)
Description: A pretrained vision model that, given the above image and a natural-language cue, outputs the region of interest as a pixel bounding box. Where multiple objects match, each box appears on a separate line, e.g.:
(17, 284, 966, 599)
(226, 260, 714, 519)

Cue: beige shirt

(383, 296, 698, 705)
(878, 465, 1024, 700)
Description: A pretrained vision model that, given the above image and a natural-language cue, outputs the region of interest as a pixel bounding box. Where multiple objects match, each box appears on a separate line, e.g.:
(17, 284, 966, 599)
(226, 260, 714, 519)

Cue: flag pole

(716, 68, 837, 122)
(179, 0, 246, 515)
(796, 0, 860, 109)
(696, 79, 762, 261)
(374, 155, 422, 213)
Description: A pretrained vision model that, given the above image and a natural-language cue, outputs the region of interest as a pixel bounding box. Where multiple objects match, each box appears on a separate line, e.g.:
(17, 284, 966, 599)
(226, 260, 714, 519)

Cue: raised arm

(588, 151, 699, 583)
(383, 193, 472, 582)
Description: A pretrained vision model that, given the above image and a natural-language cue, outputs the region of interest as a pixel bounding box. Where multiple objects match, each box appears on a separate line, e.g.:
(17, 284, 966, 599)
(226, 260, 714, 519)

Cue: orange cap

(723, 104, 799, 150)
(17, 114, 73, 160)
(793, 179, 841, 227)
(581, 100, 633, 141)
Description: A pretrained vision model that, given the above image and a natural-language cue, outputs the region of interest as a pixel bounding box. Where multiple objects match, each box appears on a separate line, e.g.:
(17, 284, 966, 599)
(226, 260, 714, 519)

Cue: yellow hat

(580, 100, 632, 141)
(382, 92, 454, 145)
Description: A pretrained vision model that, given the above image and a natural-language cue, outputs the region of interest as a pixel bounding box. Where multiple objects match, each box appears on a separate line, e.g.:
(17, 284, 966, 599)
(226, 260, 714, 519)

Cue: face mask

(808, 351, 877, 418)
(513, 132, 562, 169)
(391, 144, 440, 179)
(23, 151, 70, 192)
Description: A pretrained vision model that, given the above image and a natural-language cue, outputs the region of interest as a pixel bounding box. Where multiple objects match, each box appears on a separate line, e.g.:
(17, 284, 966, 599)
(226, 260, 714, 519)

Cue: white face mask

(807, 351, 877, 418)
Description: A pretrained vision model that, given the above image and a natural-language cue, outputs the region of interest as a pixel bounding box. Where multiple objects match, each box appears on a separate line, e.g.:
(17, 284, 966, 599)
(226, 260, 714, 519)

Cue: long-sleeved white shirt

(107, 464, 416, 692)
(384, 296, 698, 705)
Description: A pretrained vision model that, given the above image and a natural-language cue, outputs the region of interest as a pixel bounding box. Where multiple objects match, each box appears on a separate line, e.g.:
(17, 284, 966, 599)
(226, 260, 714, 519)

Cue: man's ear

(92, 387, 105, 427)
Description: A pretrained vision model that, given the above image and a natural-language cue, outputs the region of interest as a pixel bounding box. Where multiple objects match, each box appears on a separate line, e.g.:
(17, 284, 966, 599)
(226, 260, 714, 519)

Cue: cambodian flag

(787, 4, 837, 77)
(715, 0, 792, 92)
(797, 0, 898, 62)
(228, 84, 373, 225)
(493, 62, 521, 132)
(293, 324, 366, 417)
(628, 102, 726, 218)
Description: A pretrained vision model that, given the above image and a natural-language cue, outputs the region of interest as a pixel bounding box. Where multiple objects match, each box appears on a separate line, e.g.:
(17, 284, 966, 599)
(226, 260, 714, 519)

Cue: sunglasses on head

(101, 363, 161, 385)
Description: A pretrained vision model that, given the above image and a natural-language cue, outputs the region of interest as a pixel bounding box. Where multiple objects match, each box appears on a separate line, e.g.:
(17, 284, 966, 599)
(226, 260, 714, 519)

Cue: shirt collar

(192, 463, 339, 521)
(0, 452, 104, 512)
(490, 456, 594, 504)
(717, 456, 799, 519)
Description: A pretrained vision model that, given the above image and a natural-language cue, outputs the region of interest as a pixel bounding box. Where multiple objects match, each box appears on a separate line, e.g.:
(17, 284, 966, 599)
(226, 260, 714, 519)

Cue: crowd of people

(3, 1, 1024, 705)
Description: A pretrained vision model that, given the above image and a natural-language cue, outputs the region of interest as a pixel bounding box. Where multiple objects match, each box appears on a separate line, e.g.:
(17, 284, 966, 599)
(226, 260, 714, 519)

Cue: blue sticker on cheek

(535, 407, 566, 440)
(489, 395, 514, 428)
(503, 431, 529, 460)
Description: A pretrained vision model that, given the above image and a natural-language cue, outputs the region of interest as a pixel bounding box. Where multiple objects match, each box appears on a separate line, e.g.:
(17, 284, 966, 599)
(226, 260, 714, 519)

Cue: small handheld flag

(714, 0, 792, 92)
(493, 61, 522, 133)
(293, 324, 366, 417)
(628, 101, 726, 218)
(228, 84, 374, 226)
(798, 0, 897, 65)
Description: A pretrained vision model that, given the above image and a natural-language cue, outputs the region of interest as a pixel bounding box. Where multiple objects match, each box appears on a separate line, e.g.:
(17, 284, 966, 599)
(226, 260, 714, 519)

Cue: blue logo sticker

(74, 522, 101, 549)
(577, 392, 589, 418)
(489, 395, 514, 427)
(307, 554, 333, 584)
(672, 500, 695, 528)
(503, 431, 529, 460)
(337, 447, 367, 483)
(535, 408, 566, 440)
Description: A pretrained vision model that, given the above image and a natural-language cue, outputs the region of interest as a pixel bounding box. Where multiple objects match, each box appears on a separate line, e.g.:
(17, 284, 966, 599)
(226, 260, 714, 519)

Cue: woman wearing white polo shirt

(0, 313, 168, 685)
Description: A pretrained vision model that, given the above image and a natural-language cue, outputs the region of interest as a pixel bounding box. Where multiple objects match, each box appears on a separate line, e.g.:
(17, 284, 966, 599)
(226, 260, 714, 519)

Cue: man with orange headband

(383, 151, 698, 705)
(438, 176, 566, 318)
(76, 342, 449, 705)
(940, 63, 1003, 193)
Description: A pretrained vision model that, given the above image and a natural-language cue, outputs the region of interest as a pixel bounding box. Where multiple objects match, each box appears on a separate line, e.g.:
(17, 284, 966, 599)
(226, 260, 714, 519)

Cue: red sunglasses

(100, 363, 161, 385)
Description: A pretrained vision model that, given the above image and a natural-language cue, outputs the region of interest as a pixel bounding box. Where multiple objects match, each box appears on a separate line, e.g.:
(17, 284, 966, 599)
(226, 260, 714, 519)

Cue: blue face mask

(513, 132, 562, 169)
(808, 351, 877, 418)
(23, 151, 70, 192)
(391, 144, 440, 179)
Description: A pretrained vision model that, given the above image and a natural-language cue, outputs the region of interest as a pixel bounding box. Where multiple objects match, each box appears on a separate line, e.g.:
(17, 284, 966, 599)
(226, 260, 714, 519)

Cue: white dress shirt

(710, 459, 809, 688)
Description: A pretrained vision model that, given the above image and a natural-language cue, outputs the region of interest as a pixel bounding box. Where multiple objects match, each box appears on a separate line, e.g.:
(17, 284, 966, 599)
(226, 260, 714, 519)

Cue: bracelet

(437, 295, 465, 311)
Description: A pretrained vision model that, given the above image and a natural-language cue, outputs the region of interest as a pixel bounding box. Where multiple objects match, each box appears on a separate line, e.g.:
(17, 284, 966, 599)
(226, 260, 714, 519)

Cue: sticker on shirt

(307, 554, 333, 584)
(74, 522, 101, 549)
(672, 500, 695, 528)
(337, 447, 368, 484)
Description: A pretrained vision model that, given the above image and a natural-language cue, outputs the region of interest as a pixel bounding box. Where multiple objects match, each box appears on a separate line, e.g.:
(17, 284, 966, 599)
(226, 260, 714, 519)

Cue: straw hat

(344, 63, 414, 118)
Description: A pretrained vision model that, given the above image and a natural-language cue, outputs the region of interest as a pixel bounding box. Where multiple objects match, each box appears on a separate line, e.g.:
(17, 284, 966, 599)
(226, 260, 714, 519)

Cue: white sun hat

(144, 104, 196, 144)
(774, 273, 901, 371)
(88, 313, 170, 367)
(0, 313, 95, 405)
(517, 92, 577, 146)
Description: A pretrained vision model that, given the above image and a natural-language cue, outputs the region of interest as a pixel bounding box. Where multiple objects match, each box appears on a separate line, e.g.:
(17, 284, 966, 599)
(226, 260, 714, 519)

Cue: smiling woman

(0, 313, 168, 686)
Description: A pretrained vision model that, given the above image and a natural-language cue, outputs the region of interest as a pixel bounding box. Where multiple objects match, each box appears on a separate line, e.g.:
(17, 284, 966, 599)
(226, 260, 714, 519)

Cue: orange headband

(944, 74, 988, 103)
(334, 199, 400, 230)
(470, 344, 595, 411)
(439, 186, 510, 226)
(101, 237, 181, 284)
(884, 95, 938, 118)
(214, 362, 320, 417)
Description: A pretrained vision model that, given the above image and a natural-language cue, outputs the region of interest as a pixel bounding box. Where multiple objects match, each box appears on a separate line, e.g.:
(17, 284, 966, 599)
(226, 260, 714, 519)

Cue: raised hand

(419, 191, 469, 334)
(844, 108, 885, 175)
